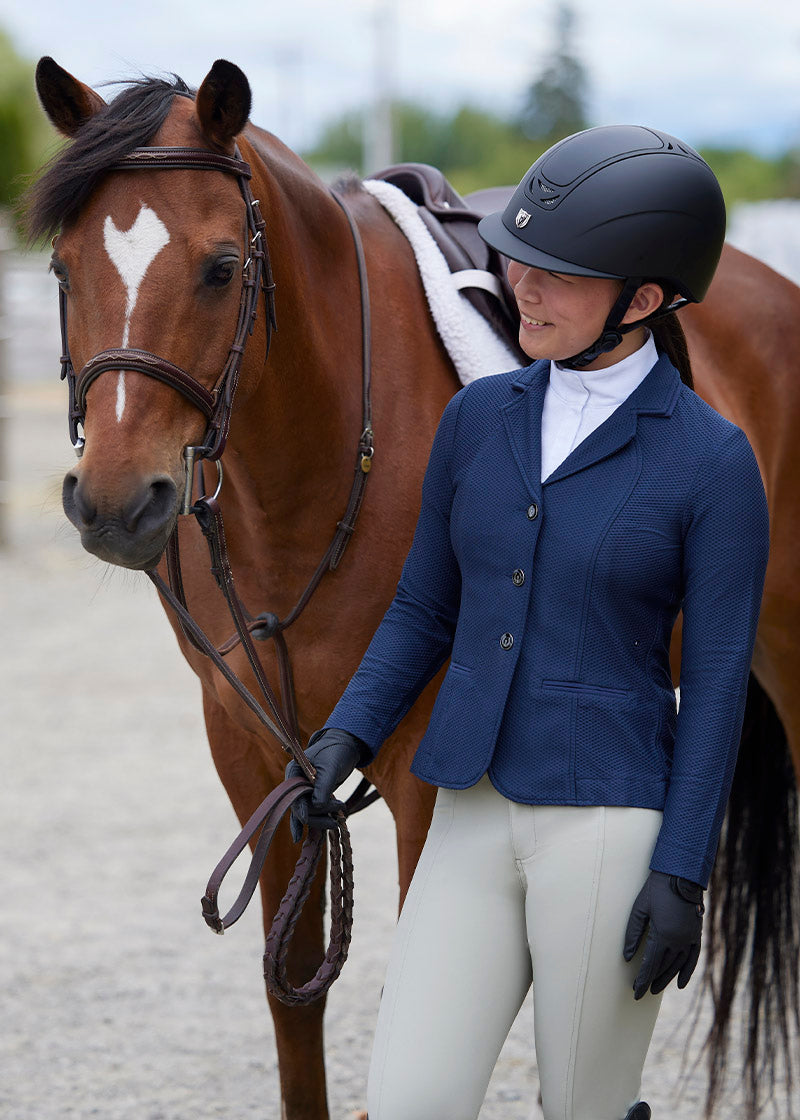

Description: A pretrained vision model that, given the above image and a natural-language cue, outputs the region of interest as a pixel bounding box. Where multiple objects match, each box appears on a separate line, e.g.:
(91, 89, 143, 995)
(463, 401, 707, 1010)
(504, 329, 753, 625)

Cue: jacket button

(500, 632, 514, 650)
(512, 569, 525, 587)
(527, 503, 539, 520)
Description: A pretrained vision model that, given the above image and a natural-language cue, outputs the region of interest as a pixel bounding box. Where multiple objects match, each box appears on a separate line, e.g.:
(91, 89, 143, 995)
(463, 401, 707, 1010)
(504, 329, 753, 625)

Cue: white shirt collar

(548, 331, 659, 409)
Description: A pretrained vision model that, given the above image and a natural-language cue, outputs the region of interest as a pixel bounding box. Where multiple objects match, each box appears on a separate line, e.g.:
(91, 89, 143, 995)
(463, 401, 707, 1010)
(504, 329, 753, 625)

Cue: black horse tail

(703, 672, 800, 1116)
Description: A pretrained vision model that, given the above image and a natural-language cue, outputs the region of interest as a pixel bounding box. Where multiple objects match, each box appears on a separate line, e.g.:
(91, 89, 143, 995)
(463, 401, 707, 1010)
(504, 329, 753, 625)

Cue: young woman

(288, 125, 771, 1120)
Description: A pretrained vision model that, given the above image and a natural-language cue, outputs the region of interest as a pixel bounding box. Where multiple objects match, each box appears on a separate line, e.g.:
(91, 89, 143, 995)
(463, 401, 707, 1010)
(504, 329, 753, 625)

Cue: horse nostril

(63, 471, 96, 527)
(122, 476, 178, 534)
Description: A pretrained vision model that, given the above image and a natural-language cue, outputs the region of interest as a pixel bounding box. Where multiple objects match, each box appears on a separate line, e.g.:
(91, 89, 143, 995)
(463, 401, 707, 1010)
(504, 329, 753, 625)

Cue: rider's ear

(35, 57, 106, 137)
(621, 282, 665, 326)
(196, 59, 251, 152)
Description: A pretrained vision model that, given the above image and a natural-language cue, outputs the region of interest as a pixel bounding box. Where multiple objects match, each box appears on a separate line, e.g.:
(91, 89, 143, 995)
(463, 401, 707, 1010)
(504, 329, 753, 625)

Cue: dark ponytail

(647, 282, 694, 390)
(651, 313, 693, 390)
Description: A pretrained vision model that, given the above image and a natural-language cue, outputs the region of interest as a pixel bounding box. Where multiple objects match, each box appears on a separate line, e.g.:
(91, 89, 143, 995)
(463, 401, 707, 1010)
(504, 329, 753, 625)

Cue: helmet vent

(530, 177, 562, 208)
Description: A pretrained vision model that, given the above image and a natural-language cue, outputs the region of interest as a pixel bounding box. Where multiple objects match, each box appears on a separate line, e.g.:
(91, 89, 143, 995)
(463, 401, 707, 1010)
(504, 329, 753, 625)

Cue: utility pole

(0, 211, 11, 549)
(364, 0, 396, 175)
(272, 44, 305, 150)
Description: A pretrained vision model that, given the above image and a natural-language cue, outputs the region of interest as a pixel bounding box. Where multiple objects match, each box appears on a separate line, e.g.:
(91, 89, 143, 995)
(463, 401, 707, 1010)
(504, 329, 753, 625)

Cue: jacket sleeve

(649, 426, 770, 887)
(323, 389, 466, 758)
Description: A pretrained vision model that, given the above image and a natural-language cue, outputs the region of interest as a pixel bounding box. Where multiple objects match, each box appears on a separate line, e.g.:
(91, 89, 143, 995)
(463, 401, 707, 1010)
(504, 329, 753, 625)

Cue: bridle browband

(55, 143, 378, 1005)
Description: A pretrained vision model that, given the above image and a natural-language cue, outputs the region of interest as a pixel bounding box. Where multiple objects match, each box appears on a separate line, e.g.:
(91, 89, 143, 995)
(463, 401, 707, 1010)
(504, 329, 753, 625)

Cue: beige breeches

(367, 775, 664, 1120)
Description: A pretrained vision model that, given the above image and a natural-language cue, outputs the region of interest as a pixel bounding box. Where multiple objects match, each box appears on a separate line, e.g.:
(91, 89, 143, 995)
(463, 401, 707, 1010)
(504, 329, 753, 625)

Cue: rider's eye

(204, 257, 238, 289)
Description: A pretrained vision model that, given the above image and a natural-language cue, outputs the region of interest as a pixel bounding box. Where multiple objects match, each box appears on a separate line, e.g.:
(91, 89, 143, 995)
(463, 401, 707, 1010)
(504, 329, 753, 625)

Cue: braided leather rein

(55, 144, 378, 1005)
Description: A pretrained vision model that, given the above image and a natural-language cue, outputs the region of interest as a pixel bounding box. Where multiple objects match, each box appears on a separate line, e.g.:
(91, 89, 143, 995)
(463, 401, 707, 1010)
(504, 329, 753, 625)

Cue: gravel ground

(1, 244, 796, 1119)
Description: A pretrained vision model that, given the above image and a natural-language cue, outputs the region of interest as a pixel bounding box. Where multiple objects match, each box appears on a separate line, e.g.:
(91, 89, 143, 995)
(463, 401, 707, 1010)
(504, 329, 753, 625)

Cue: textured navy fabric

(327, 353, 770, 886)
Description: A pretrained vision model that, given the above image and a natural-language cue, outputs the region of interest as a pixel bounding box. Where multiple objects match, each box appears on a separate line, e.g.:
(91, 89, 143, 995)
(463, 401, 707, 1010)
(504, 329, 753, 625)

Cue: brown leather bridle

(55, 143, 378, 1004)
(60, 146, 277, 469)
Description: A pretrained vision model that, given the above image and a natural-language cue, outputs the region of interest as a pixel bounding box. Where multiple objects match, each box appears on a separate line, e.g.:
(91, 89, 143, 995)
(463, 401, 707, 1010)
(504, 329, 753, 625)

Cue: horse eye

(204, 257, 238, 289)
(49, 258, 69, 290)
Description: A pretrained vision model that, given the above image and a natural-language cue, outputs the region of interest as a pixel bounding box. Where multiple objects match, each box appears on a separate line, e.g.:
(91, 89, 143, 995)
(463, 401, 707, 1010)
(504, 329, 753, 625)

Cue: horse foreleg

(202, 689, 330, 1120)
(260, 809, 330, 1120)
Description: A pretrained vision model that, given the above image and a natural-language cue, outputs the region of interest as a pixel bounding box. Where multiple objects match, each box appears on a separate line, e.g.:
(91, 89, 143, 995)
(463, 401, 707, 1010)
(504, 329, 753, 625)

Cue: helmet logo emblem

(515, 209, 531, 228)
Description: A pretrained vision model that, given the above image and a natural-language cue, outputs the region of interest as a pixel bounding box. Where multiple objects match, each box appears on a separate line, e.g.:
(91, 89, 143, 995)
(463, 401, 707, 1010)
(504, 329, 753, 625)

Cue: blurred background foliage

(0, 29, 56, 233)
(302, 3, 800, 207)
(1, 4, 799, 244)
(304, 101, 800, 207)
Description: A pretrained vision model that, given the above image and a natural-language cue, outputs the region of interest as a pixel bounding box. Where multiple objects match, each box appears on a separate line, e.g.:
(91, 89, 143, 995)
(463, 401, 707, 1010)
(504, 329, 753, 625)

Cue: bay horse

(28, 58, 798, 1119)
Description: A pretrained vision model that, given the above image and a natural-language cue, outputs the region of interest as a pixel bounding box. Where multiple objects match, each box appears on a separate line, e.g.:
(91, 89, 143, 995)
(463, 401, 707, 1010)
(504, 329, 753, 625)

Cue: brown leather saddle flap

(370, 162, 525, 363)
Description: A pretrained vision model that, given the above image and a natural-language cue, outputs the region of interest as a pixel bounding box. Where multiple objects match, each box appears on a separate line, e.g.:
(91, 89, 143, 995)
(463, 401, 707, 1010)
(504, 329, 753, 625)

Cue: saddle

(370, 162, 526, 363)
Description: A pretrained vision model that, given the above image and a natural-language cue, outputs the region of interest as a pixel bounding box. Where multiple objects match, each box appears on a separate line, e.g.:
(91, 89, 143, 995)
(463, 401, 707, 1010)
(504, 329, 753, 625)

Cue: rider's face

(508, 262, 639, 369)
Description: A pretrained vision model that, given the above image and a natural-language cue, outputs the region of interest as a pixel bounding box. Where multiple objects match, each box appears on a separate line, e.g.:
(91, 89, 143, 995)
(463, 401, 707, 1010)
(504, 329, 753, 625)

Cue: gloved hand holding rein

(285, 727, 369, 843)
(624, 870, 705, 999)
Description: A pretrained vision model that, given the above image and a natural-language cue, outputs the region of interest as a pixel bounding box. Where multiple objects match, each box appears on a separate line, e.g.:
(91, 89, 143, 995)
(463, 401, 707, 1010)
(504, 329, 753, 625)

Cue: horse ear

(35, 57, 106, 137)
(196, 60, 251, 151)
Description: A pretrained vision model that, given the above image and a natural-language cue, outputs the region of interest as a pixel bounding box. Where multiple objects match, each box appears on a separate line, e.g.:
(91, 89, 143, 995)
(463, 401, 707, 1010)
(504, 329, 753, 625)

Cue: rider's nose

(515, 266, 543, 302)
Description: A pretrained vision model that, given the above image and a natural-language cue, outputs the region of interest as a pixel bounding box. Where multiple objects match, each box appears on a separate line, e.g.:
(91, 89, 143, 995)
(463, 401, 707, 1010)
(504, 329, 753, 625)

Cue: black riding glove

(623, 870, 705, 999)
(285, 727, 366, 843)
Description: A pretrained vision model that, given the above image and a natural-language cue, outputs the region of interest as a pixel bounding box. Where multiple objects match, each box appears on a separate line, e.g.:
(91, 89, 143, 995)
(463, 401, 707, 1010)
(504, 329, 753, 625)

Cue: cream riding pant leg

(367, 775, 664, 1120)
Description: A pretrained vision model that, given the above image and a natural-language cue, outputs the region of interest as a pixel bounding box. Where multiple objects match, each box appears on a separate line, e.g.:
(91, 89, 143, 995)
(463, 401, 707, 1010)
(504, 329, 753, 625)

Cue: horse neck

(226, 134, 365, 529)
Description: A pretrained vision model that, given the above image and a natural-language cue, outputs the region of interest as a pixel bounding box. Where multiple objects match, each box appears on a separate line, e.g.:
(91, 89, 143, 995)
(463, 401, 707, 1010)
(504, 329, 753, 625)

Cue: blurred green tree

(307, 101, 448, 175)
(391, 101, 451, 169)
(305, 108, 363, 172)
(302, 19, 797, 208)
(0, 29, 55, 238)
(304, 101, 541, 191)
(701, 147, 797, 205)
(518, 2, 588, 144)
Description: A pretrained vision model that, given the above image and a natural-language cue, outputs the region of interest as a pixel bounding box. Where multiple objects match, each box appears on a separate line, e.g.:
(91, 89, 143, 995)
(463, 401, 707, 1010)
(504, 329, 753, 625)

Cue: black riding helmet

(478, 125, 726, 367)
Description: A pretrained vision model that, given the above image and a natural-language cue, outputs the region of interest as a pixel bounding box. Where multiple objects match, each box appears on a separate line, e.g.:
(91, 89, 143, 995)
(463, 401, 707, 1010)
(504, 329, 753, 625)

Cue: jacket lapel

(501, 362, 549, 501)
(543, 404, 639, 485)
(501, 353, 682, 492)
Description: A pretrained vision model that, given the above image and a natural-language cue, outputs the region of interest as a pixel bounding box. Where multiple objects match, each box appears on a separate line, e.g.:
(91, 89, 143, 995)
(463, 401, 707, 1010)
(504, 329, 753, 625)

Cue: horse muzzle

(62, 467, 180, 570)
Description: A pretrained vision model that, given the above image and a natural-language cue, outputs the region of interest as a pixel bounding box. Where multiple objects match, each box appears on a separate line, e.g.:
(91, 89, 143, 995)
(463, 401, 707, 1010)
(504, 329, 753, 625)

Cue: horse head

(32, 58, 268, 569)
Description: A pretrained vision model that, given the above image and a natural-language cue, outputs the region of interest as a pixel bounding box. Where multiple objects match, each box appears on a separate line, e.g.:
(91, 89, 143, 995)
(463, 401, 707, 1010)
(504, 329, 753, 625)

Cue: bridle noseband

(59, 145, 277, 492)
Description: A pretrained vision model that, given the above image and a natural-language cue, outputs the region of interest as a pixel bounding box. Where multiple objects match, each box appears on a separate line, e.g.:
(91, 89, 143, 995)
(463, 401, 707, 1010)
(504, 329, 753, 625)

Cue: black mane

(26, 75, 194, 243)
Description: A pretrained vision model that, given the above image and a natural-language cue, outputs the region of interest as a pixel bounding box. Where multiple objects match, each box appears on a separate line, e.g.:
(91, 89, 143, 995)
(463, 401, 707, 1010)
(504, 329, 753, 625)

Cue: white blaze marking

(103, 203, 170, 421)
(115, 372, 126, 422)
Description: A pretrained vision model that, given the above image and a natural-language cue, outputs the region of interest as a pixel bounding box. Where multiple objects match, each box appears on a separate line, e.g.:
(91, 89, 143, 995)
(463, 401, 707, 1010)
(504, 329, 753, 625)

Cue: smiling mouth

(520, 313, 550, 328)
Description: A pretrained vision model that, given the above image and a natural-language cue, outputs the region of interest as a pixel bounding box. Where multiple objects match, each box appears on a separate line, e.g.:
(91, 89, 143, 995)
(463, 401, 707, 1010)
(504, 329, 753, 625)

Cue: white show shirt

(540, 332, 659, 483)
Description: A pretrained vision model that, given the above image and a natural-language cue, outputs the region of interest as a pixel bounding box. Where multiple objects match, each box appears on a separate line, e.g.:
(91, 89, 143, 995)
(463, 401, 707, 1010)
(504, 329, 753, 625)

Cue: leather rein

(57, 144, 379, 1005)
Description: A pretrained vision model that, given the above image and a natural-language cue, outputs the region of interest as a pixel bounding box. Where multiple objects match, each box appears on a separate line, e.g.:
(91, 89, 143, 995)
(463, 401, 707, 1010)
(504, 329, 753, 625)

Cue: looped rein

(200, 776, 355, 1006)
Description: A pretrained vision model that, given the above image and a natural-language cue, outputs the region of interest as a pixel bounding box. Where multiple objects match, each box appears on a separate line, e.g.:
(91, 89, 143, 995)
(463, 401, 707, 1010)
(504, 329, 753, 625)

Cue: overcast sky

(3, 0, 800, 156)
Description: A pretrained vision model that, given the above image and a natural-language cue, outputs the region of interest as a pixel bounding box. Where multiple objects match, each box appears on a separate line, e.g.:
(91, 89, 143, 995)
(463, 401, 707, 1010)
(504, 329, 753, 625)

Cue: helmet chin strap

(559, 281, 691, 370)
(561, 277, 642, 369)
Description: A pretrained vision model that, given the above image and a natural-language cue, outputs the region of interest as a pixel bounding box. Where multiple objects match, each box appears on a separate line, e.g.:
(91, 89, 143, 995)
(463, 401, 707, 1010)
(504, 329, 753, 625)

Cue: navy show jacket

(327, 353, 770, 886)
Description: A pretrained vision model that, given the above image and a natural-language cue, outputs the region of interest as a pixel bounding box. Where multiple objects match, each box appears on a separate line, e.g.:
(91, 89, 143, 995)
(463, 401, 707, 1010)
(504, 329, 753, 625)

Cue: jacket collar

(548, 330, 659, 409)
(502, 353, 682, 497)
